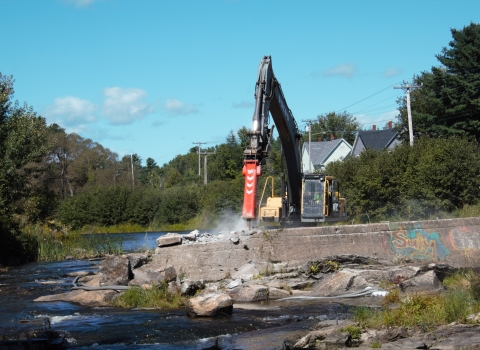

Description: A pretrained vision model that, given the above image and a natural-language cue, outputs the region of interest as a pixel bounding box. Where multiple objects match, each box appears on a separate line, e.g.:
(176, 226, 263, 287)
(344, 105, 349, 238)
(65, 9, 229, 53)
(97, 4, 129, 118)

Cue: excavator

(242, 56, 347, 228)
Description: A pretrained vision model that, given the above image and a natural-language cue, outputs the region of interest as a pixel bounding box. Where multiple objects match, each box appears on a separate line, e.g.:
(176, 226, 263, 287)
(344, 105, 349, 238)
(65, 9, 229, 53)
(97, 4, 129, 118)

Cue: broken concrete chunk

(230, 234, 240, 244)
(183, 230, 199, 241)
(156, 233, 182, 247)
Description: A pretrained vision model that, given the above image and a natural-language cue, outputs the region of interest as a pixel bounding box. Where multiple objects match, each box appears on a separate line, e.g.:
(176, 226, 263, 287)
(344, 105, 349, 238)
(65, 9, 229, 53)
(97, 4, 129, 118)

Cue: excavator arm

(242, 56, 302, 225)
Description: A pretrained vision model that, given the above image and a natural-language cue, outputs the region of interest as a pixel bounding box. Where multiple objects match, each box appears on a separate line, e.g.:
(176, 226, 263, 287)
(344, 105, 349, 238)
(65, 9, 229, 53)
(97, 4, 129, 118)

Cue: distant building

(302, 137, 352, 173)
(350, 122, 400, 157)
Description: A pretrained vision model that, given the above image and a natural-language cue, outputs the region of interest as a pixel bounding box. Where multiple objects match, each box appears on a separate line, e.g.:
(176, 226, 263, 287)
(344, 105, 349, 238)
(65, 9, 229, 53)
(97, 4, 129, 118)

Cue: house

(302, 137, 352, 173)
(350, 122, 400, 157)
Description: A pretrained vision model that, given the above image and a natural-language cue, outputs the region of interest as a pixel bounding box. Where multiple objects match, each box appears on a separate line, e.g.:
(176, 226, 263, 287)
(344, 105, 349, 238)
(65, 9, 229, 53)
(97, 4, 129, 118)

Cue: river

(0, 231, 352, 349)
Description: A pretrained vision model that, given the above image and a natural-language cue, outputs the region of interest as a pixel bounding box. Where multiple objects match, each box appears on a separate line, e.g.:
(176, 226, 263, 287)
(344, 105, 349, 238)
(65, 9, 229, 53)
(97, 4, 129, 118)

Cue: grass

(20, 223, 122, 262)
(113, 282, 187, 309)
(353, 269, 480, 333)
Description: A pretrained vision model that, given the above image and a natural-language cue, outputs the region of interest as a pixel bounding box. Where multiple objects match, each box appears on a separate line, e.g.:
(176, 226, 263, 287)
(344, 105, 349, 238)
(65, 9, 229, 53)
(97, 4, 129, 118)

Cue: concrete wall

(151, 217, 480, 281)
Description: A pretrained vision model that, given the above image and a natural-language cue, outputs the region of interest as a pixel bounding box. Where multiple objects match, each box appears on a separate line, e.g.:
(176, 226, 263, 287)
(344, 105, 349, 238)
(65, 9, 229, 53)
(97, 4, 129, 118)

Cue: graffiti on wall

(388, 223, 449, 261)
(447, 226, 480, 255)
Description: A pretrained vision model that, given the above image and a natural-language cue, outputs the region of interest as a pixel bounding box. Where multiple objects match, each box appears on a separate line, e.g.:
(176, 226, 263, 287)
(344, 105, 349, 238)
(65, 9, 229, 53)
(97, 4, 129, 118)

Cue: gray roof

(303, 139, 349, 166)
(352, 129, 399, 153)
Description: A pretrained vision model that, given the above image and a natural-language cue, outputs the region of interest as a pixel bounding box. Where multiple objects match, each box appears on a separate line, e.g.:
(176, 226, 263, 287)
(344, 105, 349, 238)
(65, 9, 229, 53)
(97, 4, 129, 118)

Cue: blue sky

(2, 0, 479, 166)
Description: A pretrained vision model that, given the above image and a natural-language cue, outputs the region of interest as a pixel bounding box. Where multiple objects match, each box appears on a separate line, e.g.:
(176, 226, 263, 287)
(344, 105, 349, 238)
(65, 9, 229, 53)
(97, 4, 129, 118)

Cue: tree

(310, 111, 361, 145)
(396, 23, 480, 141)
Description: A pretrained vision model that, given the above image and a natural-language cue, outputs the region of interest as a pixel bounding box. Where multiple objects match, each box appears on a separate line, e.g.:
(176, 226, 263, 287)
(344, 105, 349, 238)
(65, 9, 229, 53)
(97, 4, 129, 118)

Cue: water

(0, 232, 351, 349)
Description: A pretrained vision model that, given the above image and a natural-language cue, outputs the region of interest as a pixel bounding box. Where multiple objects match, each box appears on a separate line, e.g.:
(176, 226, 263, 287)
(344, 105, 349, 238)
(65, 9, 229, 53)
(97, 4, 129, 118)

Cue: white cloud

(321, 64, 356, 79)
(383, 67, 403, 77)
(102, 87, 154, 125)
(43, 96, 96, 126)
(163, 98, 199, 116)
(232, 100, 255, 109)
(65, 0, 96, 7)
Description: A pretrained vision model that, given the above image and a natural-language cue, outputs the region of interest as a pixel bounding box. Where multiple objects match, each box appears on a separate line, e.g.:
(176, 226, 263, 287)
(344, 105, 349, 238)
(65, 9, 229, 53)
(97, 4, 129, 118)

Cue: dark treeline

(2, 23, 480, 264)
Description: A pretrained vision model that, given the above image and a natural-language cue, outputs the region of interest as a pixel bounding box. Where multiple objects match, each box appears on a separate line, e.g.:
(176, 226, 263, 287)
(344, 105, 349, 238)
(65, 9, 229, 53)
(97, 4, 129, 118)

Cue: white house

(302, 138, 352, 173)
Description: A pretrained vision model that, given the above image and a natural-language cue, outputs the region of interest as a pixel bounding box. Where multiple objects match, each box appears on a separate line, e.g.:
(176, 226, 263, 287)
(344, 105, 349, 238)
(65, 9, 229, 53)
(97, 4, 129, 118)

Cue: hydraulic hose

(71, 275, 130, 291)
(278, 287, 387, 301)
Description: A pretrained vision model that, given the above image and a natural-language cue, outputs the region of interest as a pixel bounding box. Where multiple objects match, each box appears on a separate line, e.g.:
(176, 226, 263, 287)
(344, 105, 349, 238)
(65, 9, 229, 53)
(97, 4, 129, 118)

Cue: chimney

(330, 133, 334, 141)
(388, 121, 392, 129)
(372, 125, 377, 131)
(317, 137, 322, 142)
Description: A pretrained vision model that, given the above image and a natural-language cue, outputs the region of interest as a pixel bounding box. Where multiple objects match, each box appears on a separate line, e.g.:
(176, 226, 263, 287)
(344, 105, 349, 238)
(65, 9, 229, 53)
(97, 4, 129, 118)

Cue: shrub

(113, 282, 186, 309)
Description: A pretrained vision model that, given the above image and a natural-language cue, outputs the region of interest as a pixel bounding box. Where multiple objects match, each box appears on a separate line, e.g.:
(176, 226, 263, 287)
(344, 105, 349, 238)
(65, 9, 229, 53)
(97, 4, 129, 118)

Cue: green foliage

(310, 111, 361, 145)
(340, 325, 362, 340)
(326, 137, 480, 222)
(113, 282, 186, 309)
(156, 186, 199, 225)
(444, 289, 471, 323)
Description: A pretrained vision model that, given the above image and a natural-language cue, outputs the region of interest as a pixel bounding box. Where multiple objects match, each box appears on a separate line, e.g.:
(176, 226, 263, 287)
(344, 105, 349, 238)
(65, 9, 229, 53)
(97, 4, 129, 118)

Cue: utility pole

(130, 154, 135, 189)
(302, 119, 315, 173)
(202, 149, 216, 185)
(394, 81, 422, 146)
(193, 142, 206, 176)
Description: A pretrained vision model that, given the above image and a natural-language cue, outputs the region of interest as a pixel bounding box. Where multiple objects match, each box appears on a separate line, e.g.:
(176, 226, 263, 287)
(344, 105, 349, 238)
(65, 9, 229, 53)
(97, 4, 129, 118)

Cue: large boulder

(129, 265, 177, 287)
(99, 255, 131, 286)
(230, 284, 269, 302)
(156, 233, 182, 247)
(185, 293, 233, 317)
(401, 270, 443, 293)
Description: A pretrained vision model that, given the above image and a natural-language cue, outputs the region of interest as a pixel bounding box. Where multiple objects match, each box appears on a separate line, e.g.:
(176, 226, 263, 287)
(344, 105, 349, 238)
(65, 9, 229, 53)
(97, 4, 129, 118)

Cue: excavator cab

(301, 174, 325, 223)
(301, 174, 347, 223)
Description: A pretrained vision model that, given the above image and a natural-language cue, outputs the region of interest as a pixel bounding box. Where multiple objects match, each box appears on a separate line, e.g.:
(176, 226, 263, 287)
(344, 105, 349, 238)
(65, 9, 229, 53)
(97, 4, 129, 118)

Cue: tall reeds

(20, 224, 122, 261)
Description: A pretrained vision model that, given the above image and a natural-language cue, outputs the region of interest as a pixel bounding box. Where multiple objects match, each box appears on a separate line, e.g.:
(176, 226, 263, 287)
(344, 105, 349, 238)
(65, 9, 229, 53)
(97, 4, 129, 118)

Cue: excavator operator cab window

(302, 179, 324, 219)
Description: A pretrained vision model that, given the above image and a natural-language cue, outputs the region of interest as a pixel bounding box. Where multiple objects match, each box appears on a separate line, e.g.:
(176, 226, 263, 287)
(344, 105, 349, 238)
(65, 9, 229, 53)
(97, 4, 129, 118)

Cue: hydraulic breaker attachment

(242, 160, 262, 222)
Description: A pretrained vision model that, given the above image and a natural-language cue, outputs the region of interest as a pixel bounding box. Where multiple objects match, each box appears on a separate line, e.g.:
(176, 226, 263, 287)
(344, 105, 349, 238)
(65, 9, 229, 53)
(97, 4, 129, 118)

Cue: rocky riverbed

(22, 229, 480, 349)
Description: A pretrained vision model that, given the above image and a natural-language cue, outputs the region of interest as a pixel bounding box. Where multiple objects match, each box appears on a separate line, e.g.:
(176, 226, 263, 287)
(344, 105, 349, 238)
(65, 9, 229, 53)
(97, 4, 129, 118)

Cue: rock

(230, 234, 240, 244)
(401, 270, 443, 293)
(310, 269, 357, 296)
(128, 253, 148, 269)
(183, 230, 199, 242)
(34, 289, 117, 307)
(293, 323, 353, 349)
(168, 281, 181, 294)
(162, 265, 177, 281)
(268, 287, 291, 299)
(231, 262, 259, 281)
(226, 279, 242, 289)
(181, 279, 205, 296)
(185, 293, 233, 317)
(99, 255, 131, 286)
(231, 284, 269, 302)
(156, 233, 182, 247)
(129, 265, 177, 287)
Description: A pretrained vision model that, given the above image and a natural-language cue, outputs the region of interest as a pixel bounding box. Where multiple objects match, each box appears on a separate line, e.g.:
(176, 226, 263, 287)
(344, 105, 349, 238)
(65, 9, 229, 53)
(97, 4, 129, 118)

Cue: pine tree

(397, 23, 480, 140)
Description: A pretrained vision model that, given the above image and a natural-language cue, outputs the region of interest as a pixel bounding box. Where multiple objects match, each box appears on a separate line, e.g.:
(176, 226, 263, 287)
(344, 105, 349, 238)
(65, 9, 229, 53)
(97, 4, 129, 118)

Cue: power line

(336, 84, 396, 112)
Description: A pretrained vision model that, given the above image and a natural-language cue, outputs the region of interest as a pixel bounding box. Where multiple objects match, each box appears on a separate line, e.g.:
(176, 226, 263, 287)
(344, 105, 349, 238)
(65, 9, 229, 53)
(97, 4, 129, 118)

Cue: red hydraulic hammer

(242, 160, 262, 225)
